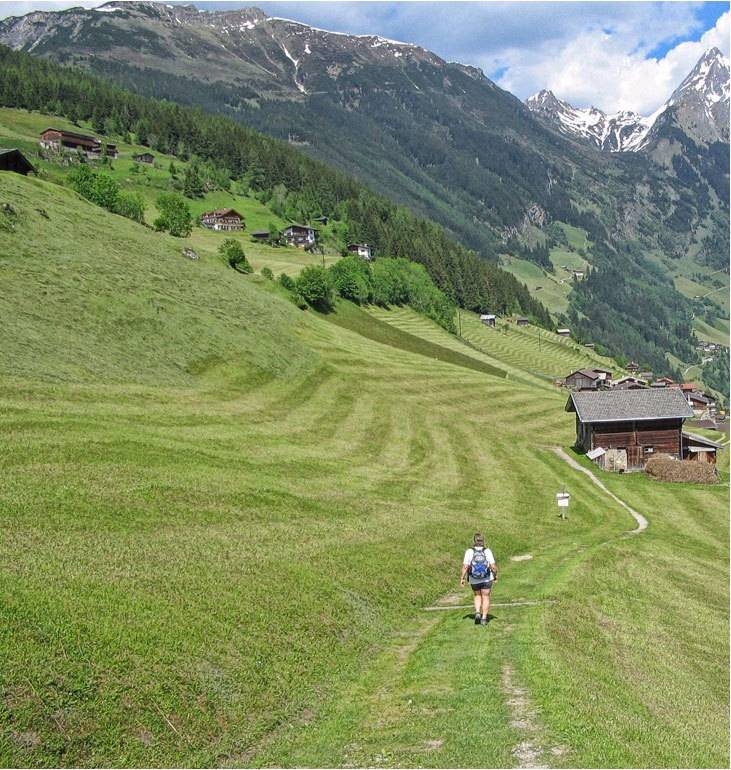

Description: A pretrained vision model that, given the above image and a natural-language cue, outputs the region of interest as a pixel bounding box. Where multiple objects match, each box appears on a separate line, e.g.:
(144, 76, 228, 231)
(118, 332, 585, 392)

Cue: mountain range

(526, 48, 730, 152)
(0, 1, 728, 379)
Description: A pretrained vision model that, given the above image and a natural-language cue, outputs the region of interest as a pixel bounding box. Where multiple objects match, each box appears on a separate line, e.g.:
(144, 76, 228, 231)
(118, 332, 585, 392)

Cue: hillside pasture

(0, 139, 728, 769)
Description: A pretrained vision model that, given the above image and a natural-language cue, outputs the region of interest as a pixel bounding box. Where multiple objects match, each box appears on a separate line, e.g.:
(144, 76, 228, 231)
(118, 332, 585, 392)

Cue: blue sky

(1, 1, 729, 112)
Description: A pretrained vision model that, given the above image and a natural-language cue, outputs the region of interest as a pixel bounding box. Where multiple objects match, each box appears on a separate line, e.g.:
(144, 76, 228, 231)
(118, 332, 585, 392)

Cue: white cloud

(493, 9, 730, 114)
(0, 1, 100, 18)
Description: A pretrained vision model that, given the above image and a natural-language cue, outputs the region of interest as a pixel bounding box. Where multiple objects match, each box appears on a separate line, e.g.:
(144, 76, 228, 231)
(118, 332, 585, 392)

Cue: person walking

(460, 533, 498, 626)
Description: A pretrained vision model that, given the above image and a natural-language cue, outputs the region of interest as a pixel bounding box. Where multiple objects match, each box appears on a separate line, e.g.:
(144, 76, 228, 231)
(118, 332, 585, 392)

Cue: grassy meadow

(0, 132, 729, 767)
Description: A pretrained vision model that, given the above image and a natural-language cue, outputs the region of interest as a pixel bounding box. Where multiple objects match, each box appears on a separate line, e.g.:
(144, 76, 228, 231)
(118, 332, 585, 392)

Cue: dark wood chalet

(200, 208, 244, 232)
(0, 148, 34, 175)
(612, 375, 647, 390)
(564, 368, 611, 391)
(133, 152, 155, 164)
(566, 388, 693, 471)
(39, 128, 118, 158)
(516, 317, 529, 326)
(282, 224, 317, 248)
(480, 314, 496, 327)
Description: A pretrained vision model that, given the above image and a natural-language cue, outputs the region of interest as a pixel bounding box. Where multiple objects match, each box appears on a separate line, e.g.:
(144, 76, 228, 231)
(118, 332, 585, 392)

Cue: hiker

(460, 533, 498, 626)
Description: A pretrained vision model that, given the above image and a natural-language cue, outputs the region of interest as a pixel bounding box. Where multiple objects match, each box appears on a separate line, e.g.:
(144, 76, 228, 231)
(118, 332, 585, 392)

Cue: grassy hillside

(0, 170, 728, 768)
(0, 107, 341, 277)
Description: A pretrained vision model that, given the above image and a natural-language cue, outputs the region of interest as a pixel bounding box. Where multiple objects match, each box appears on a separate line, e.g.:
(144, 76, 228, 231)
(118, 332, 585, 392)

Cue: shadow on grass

(321, 299, 507, 379)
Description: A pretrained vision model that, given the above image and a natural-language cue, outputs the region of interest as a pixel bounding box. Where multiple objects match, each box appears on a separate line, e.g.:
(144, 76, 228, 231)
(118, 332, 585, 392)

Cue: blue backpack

(470, 547, 490, 580)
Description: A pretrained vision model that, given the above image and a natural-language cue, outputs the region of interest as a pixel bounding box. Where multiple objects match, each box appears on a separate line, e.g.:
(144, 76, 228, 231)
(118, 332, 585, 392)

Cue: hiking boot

(474, 613, 481, 625)
(481, 617, 487, 626)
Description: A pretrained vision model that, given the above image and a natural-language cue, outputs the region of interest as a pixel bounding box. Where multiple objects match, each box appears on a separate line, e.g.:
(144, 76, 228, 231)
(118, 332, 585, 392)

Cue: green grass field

(0, 139, 729, 767)
(500, 255, 572, 316)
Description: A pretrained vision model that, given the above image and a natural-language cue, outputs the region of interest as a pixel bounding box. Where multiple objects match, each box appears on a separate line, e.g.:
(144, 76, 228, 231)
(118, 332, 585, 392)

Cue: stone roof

(566, 388, 693, 423)
(566, 368, 602, 381)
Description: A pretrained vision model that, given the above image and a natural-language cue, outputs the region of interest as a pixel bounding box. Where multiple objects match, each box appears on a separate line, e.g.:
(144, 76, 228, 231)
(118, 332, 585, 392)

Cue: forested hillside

(0, 45, 552, 326)
(0, 2, 726, 386)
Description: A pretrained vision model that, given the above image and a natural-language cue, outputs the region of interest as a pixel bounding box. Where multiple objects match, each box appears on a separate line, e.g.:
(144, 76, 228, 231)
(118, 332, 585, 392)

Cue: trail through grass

(0, 171, 728, 768)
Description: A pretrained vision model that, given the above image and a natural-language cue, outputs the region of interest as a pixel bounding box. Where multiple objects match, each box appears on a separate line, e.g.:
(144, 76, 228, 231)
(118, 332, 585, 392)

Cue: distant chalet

(612, 375, 647, 390)
(39, 128, 118, 158)
(480, 313, 496, 327)
(282, 224, 317, 248)
(0, 148, 34, 176)
(556, 328, 571, 337)
(133, 152, 155, 164)
(566, 388, 693, 471)
(200, 208, 244, 232)
(516, 317, 529, 327)
(564, 368, 612, 391)
(347, 243, 373, 261)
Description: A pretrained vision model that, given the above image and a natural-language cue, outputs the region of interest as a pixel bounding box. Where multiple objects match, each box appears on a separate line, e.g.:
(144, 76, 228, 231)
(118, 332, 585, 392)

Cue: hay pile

(645, 455, 718, 484)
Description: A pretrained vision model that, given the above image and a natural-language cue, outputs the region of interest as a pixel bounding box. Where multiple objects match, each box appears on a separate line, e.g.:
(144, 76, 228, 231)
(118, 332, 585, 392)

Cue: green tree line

(0, 44, 552, 327)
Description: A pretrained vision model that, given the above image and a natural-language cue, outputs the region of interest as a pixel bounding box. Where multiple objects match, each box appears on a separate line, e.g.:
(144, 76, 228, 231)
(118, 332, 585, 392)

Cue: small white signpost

(556, 488, 570, 520)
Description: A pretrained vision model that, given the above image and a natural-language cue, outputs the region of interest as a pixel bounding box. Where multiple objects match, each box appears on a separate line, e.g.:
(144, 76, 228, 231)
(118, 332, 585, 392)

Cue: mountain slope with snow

(525, 89, 654, 151)
(527, 48, 730, 152)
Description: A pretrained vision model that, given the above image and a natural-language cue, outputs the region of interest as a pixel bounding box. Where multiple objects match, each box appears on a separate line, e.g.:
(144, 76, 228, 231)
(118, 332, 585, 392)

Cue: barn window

(644, 446, 654, 454)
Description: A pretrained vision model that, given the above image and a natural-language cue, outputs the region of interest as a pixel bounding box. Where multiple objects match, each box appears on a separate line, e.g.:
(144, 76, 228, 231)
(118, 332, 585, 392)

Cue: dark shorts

(471, 581, 493, 592)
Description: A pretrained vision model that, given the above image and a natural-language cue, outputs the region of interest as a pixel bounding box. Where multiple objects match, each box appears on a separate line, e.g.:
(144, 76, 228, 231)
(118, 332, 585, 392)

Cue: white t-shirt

(463, 546, 495, 566)
(462, 548, 495, 583)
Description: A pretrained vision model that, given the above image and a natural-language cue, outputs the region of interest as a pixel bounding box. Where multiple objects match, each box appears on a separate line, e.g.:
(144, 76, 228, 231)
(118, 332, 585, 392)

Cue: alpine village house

(565, 388, 712, 472)
(200, 208, 244, 232)
(282, 224, 317, 248)
(347, 243, 373, 261)
(564, 368, 613, 390)
(39, 128, 118, 158)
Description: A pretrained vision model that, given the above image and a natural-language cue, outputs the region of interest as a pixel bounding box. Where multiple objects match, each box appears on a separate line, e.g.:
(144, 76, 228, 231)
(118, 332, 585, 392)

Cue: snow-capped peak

(526, 89, 652, 151)
(526, 48, 730, 151)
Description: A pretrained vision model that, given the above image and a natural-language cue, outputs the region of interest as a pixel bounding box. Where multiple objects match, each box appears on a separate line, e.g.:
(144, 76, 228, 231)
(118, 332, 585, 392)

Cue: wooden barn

(564, 368, 612, 391)
(347, 243, 373, 261)
(133, 152, 155, 164)
(0, 148, 34, 175)
(612, 375, 647, 390)
(480, 314, 496, 327)
(516, 317, 529, 327)
(566, 388, 693, 471)
(282, 224, 317, 248)
(200, 208, 244, 232)
(556, 328, 571, 337)
(682, 431, 720, 464)
(39, 128, 118, 158)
